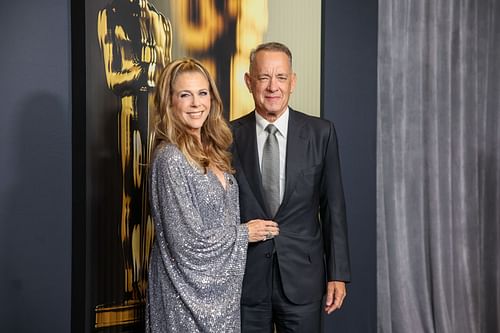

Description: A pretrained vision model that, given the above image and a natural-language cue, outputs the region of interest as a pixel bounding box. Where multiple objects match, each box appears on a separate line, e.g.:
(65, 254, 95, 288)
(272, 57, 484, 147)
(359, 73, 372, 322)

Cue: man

(231, 42, 351, 332)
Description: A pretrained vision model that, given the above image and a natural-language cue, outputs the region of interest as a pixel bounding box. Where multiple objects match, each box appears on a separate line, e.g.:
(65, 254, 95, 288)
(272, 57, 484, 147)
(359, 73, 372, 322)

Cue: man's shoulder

(290, 109, 333, 130)
(230, 111, 255, 129)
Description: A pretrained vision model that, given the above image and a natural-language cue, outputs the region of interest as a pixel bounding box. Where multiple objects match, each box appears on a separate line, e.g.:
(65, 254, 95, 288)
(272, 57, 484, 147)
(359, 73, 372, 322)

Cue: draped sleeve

(150, 143, 248, 276)
(147, 143, 247, 332)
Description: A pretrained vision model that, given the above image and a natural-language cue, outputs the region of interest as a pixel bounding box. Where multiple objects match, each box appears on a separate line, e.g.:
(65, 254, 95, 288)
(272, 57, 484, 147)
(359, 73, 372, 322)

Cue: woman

(146, 58, 279, 332)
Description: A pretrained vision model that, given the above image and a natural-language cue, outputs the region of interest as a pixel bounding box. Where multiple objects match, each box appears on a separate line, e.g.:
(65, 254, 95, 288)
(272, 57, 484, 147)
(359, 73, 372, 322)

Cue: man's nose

(267, 77, 278, 91)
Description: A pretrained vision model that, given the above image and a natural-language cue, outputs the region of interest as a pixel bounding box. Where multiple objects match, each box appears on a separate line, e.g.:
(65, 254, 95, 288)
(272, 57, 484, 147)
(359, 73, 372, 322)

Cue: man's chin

(255, 108, 284, 121)
(263, 112, 279, 122)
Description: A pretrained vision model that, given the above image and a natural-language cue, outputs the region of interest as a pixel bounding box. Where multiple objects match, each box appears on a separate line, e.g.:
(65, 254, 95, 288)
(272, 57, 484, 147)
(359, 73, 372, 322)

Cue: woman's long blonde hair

(152, 58, 234, 173)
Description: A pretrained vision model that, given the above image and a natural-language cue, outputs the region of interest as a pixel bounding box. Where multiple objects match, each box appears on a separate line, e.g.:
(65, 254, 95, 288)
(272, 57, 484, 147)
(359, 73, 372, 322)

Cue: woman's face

(171, 71, 211, 140)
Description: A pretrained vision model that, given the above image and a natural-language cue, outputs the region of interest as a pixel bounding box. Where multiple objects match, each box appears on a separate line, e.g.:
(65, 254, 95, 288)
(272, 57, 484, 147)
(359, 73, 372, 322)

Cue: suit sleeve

(320, 122, 351, 282)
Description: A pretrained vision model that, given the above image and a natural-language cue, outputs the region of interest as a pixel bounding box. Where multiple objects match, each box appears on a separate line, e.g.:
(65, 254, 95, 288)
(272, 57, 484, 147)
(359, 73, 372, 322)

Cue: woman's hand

(246, 219, 280, 243)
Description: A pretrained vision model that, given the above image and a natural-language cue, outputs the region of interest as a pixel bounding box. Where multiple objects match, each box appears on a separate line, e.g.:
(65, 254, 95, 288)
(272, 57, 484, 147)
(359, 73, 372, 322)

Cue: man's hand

(324, 281, 346, 314)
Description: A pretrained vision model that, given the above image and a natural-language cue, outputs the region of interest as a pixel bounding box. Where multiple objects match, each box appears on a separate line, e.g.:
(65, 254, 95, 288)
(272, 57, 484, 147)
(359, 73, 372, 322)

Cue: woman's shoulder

(152, 143, 186, 168)
(155, 142, 180, 157)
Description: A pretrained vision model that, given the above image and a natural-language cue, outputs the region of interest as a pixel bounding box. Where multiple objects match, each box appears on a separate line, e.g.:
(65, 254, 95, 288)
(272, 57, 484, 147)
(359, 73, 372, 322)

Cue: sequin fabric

(146, 144, 248, 333)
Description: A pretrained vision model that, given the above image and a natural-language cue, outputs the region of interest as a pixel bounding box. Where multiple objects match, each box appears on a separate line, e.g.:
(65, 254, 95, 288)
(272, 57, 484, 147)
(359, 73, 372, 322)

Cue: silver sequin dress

(146, 144, 248, 333)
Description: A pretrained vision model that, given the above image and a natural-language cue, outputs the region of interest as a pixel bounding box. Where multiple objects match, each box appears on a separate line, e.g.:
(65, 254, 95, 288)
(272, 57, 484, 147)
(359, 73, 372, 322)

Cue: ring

(266, 232, 273, 240)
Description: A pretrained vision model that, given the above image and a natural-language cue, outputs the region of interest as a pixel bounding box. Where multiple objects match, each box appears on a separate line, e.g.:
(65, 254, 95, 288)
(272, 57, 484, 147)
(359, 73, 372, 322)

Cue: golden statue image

(96, 0, 171, 327)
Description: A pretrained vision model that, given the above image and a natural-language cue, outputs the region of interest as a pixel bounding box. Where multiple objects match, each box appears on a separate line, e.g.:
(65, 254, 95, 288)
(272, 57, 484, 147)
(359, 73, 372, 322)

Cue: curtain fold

(377, 0, 500, 332)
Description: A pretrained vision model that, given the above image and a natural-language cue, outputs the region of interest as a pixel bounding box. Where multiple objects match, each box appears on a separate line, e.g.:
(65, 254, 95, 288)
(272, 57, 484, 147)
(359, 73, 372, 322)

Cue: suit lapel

(281, 110, 308, 209)
(234, 113, 270, 215)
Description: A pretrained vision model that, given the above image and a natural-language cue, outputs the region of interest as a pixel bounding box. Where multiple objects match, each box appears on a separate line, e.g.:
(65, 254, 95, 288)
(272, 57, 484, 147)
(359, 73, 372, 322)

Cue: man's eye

(277, 76, 288, 81)
(258, 76, 270, 81)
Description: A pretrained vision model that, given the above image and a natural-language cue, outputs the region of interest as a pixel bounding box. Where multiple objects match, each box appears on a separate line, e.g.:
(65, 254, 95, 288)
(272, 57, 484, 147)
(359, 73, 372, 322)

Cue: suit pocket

(299, 164, 323, 189)
(301, 163, 322, 176)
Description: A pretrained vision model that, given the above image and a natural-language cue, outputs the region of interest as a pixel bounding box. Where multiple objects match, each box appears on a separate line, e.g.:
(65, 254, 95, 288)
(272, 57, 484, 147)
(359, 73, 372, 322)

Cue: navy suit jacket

(231, 109, 351, 305)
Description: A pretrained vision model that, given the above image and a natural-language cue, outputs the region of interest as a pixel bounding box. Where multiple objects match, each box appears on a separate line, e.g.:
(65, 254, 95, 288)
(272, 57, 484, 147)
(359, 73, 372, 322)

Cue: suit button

(265, 253, 272, 258)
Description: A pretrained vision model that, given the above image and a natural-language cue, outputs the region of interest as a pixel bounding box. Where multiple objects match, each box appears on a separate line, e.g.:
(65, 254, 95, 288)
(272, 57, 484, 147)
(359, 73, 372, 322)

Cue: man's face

(245, 50, 296, 122)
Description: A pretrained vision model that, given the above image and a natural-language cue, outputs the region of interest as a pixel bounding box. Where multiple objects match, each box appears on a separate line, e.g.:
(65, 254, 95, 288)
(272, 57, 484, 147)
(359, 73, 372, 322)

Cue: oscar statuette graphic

(96, 0, 172, 328)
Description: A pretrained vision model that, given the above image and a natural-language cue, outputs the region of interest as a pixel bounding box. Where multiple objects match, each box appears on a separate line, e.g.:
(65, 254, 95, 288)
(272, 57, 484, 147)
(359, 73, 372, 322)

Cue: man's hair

(249, 42, 293, 72)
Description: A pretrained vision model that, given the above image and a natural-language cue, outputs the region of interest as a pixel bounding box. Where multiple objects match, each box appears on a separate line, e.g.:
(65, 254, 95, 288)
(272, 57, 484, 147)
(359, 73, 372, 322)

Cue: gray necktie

(262, 124, 280, 216)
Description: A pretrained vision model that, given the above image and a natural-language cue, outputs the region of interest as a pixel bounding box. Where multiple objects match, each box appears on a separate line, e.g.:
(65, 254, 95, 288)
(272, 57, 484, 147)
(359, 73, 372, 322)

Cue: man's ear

(244, 73, 252, 92)
(290, 72, 297, 93)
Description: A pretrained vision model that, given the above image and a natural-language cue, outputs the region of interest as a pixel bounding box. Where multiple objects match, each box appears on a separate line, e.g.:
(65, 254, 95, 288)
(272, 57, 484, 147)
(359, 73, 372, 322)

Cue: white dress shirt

(255, 108, 289, 203)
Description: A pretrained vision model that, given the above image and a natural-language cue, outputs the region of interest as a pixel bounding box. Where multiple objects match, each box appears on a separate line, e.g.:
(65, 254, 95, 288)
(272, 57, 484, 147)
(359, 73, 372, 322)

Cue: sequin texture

(146, 144, 248, 333)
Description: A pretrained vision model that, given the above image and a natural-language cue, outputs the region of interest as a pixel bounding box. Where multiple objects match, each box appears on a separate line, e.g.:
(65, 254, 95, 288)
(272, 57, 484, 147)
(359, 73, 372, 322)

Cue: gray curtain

(377, 0, 500, 332)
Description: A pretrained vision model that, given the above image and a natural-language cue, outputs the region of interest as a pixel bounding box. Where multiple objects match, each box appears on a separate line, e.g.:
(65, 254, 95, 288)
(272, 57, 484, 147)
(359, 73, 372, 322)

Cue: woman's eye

(180, 93, 190, 98)
(199, 91, 209, 96)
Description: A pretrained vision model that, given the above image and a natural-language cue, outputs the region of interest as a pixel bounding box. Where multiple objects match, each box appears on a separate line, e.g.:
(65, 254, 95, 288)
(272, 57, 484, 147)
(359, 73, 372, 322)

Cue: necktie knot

(265, 124, 278, 136)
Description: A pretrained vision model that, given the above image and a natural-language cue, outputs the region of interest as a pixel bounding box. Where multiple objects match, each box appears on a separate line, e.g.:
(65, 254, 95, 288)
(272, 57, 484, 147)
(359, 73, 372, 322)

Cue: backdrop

(83, 0, 322, 330)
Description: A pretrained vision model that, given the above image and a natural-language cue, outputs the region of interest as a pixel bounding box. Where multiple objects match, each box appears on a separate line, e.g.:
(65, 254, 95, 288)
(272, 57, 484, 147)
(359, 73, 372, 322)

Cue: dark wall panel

(322, 0, 378, 332)
(0, 0, 72, 332)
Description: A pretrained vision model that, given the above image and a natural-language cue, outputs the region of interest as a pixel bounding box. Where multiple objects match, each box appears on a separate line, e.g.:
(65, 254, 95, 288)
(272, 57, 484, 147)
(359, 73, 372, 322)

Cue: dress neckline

(208, 169, 227, 191)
